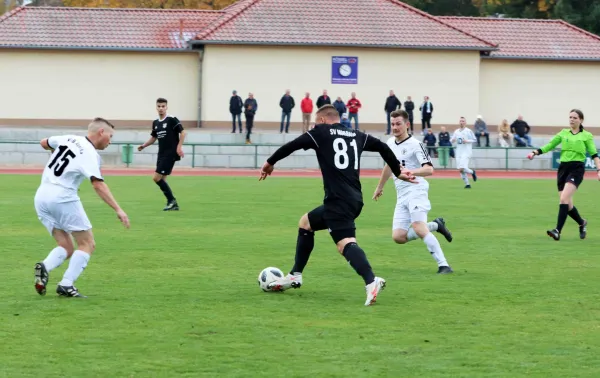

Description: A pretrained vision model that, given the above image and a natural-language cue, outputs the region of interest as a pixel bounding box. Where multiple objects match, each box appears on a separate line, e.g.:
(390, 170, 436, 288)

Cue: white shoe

(267, 273, 303, 292)
(364, 277, 386, 306)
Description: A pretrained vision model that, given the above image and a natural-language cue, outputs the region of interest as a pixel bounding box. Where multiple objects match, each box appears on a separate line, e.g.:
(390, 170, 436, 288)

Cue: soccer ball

(258, 267, 284, 292)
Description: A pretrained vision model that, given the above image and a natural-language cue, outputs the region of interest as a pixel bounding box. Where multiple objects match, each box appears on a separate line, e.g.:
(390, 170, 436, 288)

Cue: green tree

(553, 0, 600, 35)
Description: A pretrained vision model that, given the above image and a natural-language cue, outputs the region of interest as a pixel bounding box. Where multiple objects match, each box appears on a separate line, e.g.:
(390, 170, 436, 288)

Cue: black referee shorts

(557, 161, 585, 191)
(155, 155, 178, 176)
(307, 200, 364, 244)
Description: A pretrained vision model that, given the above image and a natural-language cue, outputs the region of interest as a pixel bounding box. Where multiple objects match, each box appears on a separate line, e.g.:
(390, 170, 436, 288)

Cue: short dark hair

(156, 98, 168, 104)
(93, 117, 115, 129)
(316, 104, 340, 121)
(390, 110, 408, 120)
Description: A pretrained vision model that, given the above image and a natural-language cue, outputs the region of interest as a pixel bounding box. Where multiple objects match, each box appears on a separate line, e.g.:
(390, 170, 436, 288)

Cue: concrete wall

(479, 59, 600, 129)
(202, 45, 481, 127)
(0, 49, 199, 124)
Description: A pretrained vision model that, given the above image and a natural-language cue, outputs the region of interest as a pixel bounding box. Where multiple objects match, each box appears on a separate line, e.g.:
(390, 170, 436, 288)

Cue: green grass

(1, 174, 599, 377)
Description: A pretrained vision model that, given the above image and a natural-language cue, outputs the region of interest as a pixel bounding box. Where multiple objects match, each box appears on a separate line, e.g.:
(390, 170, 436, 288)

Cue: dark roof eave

(190, 39, 498, 52)
(484, 54, 600, 62)
(0, 44, 195, 52)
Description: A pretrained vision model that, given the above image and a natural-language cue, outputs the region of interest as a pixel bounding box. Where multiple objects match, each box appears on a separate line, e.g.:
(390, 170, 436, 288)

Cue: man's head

(323, 89, 328, 96)
(232, 90, 237, 96)
(315, 104, 340, 125)
(390, 110, 409, 138)
(156, 98, 168, 117)
(441, 126, 446, 132)
(389, 90, 394, 96)
(407, 96, 412, 101)
(424, 96, 429, 101)
(336, 96, 342, 101)
(285, 90, 290, 96)
(517, 114, 523, 121)
(305, 92, 310, 98)
(87, 117, 115, 150)
(459, 117, 467, 128)
(351, 92, 356, 98)
(248, 92, 254, 99)
(427, 129, 433, 134)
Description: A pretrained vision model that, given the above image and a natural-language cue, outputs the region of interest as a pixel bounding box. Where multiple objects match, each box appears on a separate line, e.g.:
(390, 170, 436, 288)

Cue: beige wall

(0, 49, 199, 122)
(480, 59, 600, 129)
(202, 45, 480, 128)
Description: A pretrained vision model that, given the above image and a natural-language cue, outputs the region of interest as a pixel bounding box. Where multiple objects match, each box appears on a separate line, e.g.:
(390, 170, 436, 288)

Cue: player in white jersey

(33, 118, 130, 298)
(451, 117, 478, 188)
(373, 110, 454, 274)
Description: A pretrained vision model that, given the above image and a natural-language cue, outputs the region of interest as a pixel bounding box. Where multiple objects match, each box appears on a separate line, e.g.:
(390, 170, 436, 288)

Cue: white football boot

(267, 273, 303, 292)
(364, 277, 386, 306)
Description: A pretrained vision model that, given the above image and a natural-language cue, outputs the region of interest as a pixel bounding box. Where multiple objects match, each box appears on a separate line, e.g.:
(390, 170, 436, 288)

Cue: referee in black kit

(138, 98, 186, 211)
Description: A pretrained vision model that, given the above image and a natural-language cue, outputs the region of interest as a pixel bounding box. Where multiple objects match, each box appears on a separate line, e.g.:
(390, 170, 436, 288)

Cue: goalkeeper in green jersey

(527, 109, 600, 241)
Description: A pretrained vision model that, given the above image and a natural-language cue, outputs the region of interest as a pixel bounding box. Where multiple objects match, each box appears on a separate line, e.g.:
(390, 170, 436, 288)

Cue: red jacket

(301, 98, 313, 113)
(347, 98, 361, 114)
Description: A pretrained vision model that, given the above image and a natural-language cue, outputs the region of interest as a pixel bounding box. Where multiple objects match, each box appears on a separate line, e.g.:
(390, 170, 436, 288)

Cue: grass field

(1, 173, 599, 377)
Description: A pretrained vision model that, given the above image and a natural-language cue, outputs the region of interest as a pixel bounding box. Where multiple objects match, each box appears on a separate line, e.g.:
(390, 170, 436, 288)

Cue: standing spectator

(316, 90, 331, 109)
(419, 96, 434, 135)
(404, 96, 415, 135)
(340, 113, 351, 128)
(438, 126, 455, 158)
(244, 93, 258, 144)
(384, 90, 402, 135)
(474, 115, 490, 147)
(279, 90, 295, 133)
(333, 96, 346, 118)
(346, 92, 362, 131)
(423, 128, 437, 157)
(510, 115, 533, 147)
(498, 119, 513, 148)
(300, 92, 314, 133)
(229, 90, 243, 133)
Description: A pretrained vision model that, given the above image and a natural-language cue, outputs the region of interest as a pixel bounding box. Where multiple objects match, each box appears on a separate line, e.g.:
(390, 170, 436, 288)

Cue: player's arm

(529, 133, 562, 159)
(373, 164, 392, 200)
(363, 135, 414, 180)
(91, 178, 130, 228)
(174, 120, 186, 157)
(259, 133, 316, 180)
(40, 136, 59, 151)
(138, 136, 157, 151)
(583, 135, 600, 179)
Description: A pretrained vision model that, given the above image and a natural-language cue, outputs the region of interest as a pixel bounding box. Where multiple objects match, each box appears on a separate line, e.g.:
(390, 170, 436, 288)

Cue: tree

(553, 0, 600, 35)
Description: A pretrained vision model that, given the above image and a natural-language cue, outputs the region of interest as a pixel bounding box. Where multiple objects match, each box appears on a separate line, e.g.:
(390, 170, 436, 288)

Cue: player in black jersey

(138, 98, 186, 211)
(259, 105, 416, 306)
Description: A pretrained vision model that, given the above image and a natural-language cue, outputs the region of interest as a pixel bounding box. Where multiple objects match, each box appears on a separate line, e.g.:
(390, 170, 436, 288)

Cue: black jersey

(267, 123, 402, 203)
(151, 115, 183, 158)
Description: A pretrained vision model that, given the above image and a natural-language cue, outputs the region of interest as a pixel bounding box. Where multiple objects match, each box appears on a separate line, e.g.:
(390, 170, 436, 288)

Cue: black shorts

(557, 161, 585, 191)
(307, 200, 364, 244)
(156, 155, 177, 175)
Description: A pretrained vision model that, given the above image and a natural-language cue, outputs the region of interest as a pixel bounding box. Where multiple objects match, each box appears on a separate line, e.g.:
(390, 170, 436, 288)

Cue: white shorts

(457, 156, 471, 169)
(393, 191, 431, 231)
(34, 197, 92, 236)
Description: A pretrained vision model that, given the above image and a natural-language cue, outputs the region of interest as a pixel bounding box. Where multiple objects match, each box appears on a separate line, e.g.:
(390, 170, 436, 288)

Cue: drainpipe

(196, 47, 204, 128)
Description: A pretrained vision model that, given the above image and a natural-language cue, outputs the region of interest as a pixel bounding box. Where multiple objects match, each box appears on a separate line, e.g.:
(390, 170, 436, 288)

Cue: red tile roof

(440, 16, 600, 61)
(0, 6, 223, 50)
(195, 0, 497, 51)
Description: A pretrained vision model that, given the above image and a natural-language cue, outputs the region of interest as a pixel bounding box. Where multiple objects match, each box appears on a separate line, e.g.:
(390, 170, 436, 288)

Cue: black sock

(156, 179, 175, 202)
(291, 228, 314, 274)
(568, 206, 584, 225)
(342, 242, 375, 285)
(556, 204, 569, 232)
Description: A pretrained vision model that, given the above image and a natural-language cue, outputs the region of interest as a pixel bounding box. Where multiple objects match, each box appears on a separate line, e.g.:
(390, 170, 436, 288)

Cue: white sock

(407, 228, 419, 241)
(58, 250, 90, 287)
(461, 172, 470, 185)
(423, 233, 448, 267)
(464, 167, 474, 174)
(428, 221, 438, 232)
(42, 246, 68, 272)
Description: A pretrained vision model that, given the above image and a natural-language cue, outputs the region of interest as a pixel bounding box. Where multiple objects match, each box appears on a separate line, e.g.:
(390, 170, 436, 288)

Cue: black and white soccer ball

(258, 267, 284, 292)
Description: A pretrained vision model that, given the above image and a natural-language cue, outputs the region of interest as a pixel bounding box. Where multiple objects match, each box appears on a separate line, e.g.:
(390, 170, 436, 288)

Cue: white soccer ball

(258, 267, 284, 292)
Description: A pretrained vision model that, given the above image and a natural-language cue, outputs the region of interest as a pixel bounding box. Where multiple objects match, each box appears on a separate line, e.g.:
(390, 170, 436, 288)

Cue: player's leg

(461, 157, 476, 180)
(154, 160, 178, 211)
(549, 181, 581, 241)
(35, 229, 74, 295)
(567, 195, 587, 239)
(392, 198, 452, 244)
(410, 219, 453, 274)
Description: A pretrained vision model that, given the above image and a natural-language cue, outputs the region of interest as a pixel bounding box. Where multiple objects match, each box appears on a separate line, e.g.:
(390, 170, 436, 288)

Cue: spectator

(510, 115, 533, 147)
(300, 92, 314, 133)
(244, 92, 257, 144)
(384, 90, 402, 135)
(419, 96, 434, 135)
(423, 128, 437, 157)
(229, 90, 244, 133)
(341, 113, 352, 128)
(279, 90, 295, 133)
(333, 96, 346, 118)
(404, 96, 415, 135)
(438, 126, 455, 158)
(316, 90, 331, 109)
(474, 115, 490, 147)
(498, 119, 513, 148)
(346, 92, 362, 131)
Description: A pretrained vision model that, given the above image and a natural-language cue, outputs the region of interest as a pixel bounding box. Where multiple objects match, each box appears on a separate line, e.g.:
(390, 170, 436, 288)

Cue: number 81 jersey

(39, 135, 103, 203)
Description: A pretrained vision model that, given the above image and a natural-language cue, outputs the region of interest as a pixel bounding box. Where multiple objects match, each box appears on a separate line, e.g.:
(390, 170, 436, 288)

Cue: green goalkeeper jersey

(540, 128, 598, 163)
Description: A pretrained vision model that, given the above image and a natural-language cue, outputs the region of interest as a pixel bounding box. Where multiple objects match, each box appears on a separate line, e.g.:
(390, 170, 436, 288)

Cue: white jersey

(452, 127, 476, 158)
(386, 136, 432, 198)
(37, 135, 103, 203)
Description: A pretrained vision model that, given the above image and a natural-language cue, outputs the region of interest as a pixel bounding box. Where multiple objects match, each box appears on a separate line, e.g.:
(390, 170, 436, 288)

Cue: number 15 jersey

(38, 135, 103, 203)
